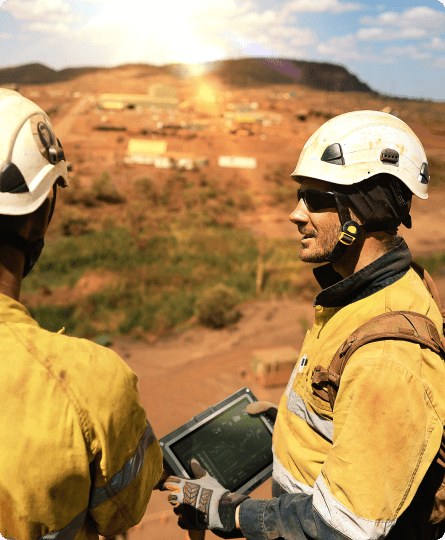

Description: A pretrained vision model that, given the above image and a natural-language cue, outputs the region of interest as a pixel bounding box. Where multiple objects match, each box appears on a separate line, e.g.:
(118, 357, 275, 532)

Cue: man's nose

(289, 200, 308, 225)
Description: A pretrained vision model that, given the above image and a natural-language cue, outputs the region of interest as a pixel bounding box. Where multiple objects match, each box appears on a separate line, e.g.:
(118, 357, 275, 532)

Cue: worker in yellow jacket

(162, 111, 445, 539)
(0, 89, 163, 539)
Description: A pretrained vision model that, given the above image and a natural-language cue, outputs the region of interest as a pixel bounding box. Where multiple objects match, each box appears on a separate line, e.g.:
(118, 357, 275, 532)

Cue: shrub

(195, 284, 241, 329)
(60, 213, 91, 236)
(92, 172, 126, 204)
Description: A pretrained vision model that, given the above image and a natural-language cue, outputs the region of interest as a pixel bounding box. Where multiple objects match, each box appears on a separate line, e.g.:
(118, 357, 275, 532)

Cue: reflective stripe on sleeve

(313, 475, 397, 540)
(286, 389, 333, 443)
(272, 446, 314, 495)
(90, 420, 157, 509)
(38, 509, 88, 540)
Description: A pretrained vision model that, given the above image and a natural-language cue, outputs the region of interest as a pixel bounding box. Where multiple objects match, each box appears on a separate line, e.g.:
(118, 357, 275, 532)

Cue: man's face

(289, 178, 341, 263)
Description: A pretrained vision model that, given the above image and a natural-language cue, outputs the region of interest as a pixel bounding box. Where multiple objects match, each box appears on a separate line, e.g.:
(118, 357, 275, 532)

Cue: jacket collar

(313, 237, 412, 308)
(0, 293, 39, 326)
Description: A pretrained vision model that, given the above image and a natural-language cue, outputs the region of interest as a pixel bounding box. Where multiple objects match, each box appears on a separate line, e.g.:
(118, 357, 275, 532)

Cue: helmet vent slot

(321, 143, 344, 165)
(418, 162, 429, 185)
(380, 149, 399, 164)
(0, 163, 30, 193)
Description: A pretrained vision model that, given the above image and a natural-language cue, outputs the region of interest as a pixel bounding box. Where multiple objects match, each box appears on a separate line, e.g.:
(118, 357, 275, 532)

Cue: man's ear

(27, 198, 53, 241)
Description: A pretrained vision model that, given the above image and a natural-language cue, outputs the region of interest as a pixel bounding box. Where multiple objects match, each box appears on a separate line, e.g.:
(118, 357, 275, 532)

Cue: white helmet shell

(0, 89, 68, 215)
(291, 110, 429, 199)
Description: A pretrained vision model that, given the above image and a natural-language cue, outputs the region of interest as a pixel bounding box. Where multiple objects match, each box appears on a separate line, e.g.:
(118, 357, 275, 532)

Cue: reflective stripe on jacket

(271, 267, 445, 538)
(0, 294, 163, 540)
(239, 240, 445, 540)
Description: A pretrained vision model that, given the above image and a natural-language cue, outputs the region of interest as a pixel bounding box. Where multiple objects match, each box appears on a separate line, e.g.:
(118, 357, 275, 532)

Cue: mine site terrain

(3, 59, 445, 539)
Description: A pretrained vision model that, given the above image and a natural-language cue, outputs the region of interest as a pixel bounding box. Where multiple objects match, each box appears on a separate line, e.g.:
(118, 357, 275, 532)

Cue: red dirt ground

(14, 70, 445, 539)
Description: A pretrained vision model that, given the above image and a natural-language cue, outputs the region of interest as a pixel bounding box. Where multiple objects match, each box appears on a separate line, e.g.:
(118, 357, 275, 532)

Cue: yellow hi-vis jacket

(272, 266, 445, 538)
(0, 294, 163, 540)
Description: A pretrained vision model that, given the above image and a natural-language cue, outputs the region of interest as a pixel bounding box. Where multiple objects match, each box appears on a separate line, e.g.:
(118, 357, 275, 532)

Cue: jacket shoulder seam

(4, 322, 95, 450)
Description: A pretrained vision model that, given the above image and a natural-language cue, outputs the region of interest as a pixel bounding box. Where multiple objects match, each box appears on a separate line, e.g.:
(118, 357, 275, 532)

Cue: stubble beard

(298, 224, 342, 263)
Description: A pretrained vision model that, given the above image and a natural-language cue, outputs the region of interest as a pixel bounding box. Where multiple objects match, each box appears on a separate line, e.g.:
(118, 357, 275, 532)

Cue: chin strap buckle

(339, 221, 361, 246)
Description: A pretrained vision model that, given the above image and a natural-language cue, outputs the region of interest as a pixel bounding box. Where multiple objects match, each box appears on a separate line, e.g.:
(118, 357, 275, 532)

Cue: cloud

(357, 26, 428, 41)
(268, 26, 318, 47)
(283, 0, 362, 15)
(0, 33, 13, 39)
(317, 33, 394, 63)
(384, 44, 431, 60)
(356, 5, 445, 43)
(1, 0, 81, 24)
(424, 37, 445, 50)
(360, 6, 445, 29)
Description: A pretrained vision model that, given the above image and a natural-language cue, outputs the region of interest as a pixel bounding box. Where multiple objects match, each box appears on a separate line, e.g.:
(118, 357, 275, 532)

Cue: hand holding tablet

(159, 388, 274, 495)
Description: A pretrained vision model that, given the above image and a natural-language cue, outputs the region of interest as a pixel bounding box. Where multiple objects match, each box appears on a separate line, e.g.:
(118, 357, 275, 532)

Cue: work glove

(245, 401, 278, 424)
(162, 459, 249, 536)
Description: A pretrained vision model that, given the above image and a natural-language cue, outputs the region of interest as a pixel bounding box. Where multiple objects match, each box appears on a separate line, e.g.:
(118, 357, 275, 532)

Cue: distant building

(148, 83, 177, 100)
(98, 84, 178, 110)
(124, 139, 207, 170)
(218, 156, 257, 169)
(124, 139, 168, 164)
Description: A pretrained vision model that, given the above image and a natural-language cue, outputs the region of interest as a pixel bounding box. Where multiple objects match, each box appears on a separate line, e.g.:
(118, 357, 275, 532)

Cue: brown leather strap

(411, 261, 444, 313)
(311, 311, 445, 409)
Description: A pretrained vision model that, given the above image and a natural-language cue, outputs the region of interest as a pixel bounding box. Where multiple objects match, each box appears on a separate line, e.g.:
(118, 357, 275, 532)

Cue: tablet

(159, 388, 274, 495)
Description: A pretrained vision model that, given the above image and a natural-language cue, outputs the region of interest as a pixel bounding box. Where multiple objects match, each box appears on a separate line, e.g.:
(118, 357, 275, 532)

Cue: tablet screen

(169, 396, 273, 492)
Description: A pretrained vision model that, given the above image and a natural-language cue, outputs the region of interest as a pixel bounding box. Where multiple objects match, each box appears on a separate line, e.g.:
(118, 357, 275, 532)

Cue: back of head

(0, 89, 69, 276)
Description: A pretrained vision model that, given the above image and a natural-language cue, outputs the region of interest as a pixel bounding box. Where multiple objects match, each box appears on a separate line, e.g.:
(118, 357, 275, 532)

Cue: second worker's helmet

(291, 110, 429, 199)
(290, 111, 428, 263)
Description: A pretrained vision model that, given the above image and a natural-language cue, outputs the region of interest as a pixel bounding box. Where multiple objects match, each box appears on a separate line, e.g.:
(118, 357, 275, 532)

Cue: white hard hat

(0, 89, 69, 216)
(291, 110, 429, 199)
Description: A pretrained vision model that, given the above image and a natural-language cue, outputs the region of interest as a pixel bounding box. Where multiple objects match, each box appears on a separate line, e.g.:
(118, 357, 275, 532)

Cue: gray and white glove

(245, 401, 278, 424)
(162, 459, 249, 533)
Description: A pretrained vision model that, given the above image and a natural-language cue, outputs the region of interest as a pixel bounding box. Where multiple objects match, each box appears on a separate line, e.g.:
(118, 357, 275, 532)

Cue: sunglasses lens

(298, 189, 336, 211)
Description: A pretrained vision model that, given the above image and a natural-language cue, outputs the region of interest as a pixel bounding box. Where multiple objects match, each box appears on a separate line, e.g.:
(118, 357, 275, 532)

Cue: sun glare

(88, 0, 228, 66)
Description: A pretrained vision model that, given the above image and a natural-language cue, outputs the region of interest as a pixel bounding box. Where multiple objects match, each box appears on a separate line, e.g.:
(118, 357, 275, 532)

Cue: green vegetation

(24, 227, 316, 338)
(23, 171, 318, 339)
(195, 284, 241, 329)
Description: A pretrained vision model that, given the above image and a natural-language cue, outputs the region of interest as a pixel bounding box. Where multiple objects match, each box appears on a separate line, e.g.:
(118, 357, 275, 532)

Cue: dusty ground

(110, 298, 314, 540)
(13, 69, 445, 539)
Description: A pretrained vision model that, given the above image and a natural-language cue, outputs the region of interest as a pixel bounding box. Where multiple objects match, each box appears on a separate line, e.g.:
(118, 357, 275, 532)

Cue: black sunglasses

(297, 188, 337, 212)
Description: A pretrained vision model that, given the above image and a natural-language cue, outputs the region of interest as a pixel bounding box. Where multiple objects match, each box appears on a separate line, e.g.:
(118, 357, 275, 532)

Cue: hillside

(170, 57, 373, 93)
(1, 57, 372, 94)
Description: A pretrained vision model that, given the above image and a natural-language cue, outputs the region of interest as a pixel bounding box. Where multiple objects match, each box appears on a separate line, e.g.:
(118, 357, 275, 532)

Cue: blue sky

(0, 0, 444, 100)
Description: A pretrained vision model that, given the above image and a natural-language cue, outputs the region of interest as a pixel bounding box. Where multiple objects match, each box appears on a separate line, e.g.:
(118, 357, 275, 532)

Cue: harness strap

(311, 310, 445, 406)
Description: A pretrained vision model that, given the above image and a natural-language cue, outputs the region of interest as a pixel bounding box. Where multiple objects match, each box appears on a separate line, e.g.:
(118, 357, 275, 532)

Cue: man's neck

(0, 246, 25, 301)
(332, 234, 389, 279)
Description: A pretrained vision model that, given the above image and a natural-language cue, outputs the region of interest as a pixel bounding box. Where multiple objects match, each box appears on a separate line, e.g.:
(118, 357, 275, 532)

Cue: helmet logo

(321, 143, 344, 166)
(380, 149, 399, 164)
(37, 121, 55, 149)
(418, 162, 429, 185)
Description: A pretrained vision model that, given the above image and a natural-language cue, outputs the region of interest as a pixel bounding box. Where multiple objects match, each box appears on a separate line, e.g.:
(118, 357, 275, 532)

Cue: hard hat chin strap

(327, 193, 361, 263)
(0, 231, 44, 278)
